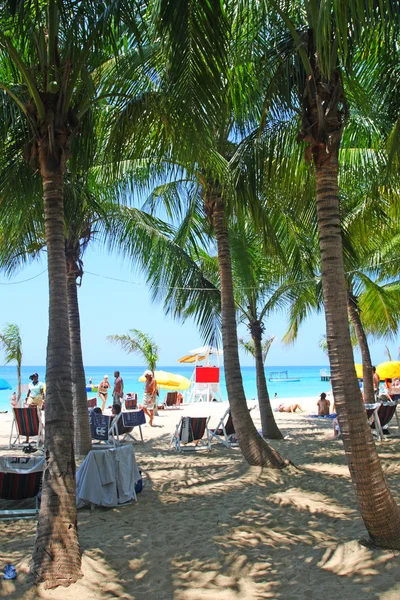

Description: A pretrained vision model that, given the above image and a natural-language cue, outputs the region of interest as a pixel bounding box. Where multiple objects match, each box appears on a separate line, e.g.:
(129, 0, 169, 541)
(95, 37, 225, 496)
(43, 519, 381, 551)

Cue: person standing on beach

(24, 373, 45, 444)
(98, 375, 111, 412)
(113, 371, 124, 406)
(372, 366, 380, 398)
(25, 373, 45, 408)
(140, 370, 157, 426)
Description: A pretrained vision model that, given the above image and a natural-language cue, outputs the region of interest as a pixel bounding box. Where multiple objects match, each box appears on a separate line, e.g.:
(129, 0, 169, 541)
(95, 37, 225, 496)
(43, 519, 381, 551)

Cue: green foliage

(239, 335, 276, 364)
(107, 329, 159, 372)
(0, 322, 22, 366)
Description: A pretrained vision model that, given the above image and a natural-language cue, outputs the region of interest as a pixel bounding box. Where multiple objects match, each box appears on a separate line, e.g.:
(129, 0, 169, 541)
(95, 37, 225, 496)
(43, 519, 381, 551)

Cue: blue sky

(0, 243, 394, 368)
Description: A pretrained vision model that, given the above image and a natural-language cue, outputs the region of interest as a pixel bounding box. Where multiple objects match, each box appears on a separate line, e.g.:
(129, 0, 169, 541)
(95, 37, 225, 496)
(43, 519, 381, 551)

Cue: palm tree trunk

(252, 329, 283, 439)
(347, 294, 375, 404)
(17, 362, 21, 404)
(67, 266, 92, 458)
(315, 155, 400, 549)
(212, 197, 288, 468)
(30, 172, 82, 585)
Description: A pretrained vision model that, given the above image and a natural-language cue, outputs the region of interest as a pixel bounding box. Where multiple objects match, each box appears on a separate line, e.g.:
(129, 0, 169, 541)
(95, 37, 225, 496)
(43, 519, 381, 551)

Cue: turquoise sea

(0, 364, 332, 412)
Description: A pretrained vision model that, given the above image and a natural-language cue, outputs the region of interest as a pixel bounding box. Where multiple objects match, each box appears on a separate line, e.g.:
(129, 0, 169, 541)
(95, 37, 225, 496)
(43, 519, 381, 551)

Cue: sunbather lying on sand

(277, 403, 303, 413)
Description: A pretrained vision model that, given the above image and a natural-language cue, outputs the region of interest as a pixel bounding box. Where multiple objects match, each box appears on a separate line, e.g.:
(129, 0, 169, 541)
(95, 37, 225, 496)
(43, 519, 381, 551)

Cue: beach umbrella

(354, 364, 363, 379)
(138, 370, 191, 391)
(376, 361, 400, 380)
(0, 378, 11, 390)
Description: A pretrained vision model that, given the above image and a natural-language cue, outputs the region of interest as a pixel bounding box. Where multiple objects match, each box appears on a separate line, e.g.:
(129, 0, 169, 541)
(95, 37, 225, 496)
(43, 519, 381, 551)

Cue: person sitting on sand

(277, 402, 303, 413)
(332, 416, 341, 438)
(140, 370, 157, 426)
(317, 392, 330, 416)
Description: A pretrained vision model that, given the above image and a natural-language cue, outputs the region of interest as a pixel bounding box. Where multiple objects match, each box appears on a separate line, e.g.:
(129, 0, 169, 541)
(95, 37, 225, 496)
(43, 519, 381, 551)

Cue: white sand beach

(0, 398, 399, 599)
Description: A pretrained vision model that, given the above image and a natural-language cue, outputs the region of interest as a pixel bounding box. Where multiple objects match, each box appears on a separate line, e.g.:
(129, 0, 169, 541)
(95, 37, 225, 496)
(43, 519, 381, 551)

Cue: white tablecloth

(76, 444, 140, 508)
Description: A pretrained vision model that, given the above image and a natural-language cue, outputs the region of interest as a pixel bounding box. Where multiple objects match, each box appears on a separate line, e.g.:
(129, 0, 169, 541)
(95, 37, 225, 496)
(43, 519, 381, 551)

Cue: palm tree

(252, 0, 400, 546)
(238, 334, 280, 437)
(108, 6, 291, 465)
(107, 329, 159, 372)
(0, 323, 22, 403)
(0, 1, 149, 584)
(107, 329, 159, 411)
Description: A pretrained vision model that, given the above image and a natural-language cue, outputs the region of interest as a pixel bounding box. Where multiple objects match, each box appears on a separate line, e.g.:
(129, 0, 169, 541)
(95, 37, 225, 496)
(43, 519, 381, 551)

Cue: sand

(0, 397, 399, 599)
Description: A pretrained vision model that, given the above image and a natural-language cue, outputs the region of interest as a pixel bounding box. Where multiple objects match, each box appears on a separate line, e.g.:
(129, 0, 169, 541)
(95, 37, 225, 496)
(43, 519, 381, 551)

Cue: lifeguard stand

(177, 346, 223, 402)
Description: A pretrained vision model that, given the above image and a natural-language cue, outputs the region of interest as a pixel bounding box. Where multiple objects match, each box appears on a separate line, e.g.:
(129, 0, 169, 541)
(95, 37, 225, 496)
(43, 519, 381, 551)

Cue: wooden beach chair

(365, 400, 400, 440)
(87, 397, 97, 409)
(8, 406, 44, 449)
(209, 408, 238, 448)
(170, 416, 211, 452)
(0, 455, 44, 520)
(163, 392, 180, 409)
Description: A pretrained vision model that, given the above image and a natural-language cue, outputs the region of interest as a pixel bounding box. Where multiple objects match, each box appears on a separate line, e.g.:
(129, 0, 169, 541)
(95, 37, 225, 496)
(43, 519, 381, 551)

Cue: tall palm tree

(253, 0, 400, 546)
(0, 1, 148, 584)
(0, 323, 22, 403)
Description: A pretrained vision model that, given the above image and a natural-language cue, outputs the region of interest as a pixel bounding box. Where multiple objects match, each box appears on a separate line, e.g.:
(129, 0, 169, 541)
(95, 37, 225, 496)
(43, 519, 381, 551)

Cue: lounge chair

(365, 400, 400, 440)
(89, 410, 117, 447)
(0, 455, 44, 519)
(170, 416, 211, 452)
(209, 408, 238, 448)
(8, 406, 44, 449)
(111, 409, 146, 444)
(87, 397, 97, 409)
(124, 395, 138, 410)
(163, 392, 180, 409)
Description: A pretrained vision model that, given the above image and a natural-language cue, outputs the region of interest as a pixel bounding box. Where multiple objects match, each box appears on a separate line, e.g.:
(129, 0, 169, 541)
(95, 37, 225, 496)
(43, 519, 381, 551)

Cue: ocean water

(0, 364, 331, 412)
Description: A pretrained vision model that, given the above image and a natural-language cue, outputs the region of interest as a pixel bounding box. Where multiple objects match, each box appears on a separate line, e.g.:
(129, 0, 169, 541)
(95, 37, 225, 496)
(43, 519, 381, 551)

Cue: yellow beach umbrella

(354, 364, 364, 379)
(139, 370, 191, 391)
(376, 361, 400, 380)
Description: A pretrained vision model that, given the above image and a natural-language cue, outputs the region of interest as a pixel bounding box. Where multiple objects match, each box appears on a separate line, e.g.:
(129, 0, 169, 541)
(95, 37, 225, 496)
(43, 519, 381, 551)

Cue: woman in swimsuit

(98, 375, 111, 412)
(140, 370, 157, 426)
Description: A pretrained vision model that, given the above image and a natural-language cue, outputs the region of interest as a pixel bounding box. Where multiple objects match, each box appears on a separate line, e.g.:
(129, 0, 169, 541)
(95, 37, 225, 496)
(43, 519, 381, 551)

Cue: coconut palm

(0, 323, 22, 403)
(107, 5, 292, 466)
(107, 329, 159, 372)
(0, 0, 151, 584)
(249, 0, 400, 545)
